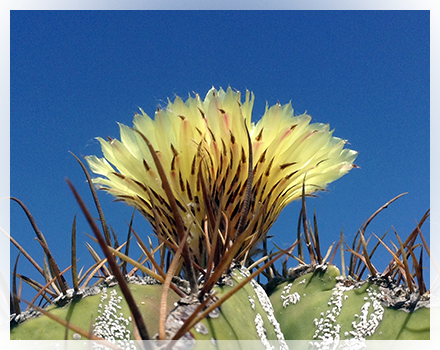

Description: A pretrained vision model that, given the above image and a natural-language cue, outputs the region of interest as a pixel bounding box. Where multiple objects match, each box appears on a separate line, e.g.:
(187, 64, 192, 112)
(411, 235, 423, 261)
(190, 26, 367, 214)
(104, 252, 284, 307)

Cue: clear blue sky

(10, 11, 430, 303)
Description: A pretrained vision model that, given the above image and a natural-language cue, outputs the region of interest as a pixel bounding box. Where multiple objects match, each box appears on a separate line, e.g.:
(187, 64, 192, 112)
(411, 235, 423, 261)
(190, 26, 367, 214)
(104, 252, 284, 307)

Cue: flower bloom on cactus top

(86, 87, 357, 265)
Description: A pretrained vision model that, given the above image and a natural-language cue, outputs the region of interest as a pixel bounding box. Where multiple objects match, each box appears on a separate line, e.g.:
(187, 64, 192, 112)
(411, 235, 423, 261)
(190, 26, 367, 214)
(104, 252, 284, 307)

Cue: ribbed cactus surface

(268, 264, 429, 342)
(10, 267, 289, 349)
(185, 267, 287, 348)
(10, 276, 180, 345)
(10, 264, 430, 346)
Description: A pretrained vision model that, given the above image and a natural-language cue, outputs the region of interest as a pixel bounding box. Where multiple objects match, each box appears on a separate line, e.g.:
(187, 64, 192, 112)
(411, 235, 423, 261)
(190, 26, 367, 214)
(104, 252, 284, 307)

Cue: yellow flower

(86, 87, 357, 266)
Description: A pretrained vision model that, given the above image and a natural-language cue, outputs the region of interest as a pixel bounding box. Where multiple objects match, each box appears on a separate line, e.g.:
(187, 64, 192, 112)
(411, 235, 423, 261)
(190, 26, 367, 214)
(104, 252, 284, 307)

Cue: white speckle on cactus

(194, 322, 208, 335)
(93, 288, 136, 350)
(250, 279, 288, 350)
(311, 285, 344, 345)
(249, 296, 256, 310)
(311, 284, 385, 349)
(237, 266, 249, 277)
(254, 313, 273, 350)
(348, 287, 384, 340)
(280, 284, 301, 308)
(315, 264, 328, 272)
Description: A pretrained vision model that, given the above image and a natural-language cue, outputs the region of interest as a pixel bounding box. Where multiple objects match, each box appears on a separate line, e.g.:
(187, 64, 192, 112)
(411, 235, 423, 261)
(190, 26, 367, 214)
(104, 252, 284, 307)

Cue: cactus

(268, 264, 429, 342)
(9, 88, 429, 347)
(10, 266, 286, 347)
(10, 277, 181, 342)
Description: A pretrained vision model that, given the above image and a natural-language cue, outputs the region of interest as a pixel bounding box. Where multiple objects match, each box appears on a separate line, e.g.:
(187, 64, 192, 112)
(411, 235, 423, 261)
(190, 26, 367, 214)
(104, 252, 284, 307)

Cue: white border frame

(2, 1, 438, 349)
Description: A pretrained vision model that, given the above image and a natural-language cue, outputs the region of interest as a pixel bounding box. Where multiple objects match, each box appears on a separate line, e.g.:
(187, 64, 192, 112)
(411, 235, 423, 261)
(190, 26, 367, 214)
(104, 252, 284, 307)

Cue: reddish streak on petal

(182, 118, 188, 136)
(223, 113, 230, 130)
(253, 141, 262, 154)
(304, 130, 319, 141)
(280, 128, 292, 142)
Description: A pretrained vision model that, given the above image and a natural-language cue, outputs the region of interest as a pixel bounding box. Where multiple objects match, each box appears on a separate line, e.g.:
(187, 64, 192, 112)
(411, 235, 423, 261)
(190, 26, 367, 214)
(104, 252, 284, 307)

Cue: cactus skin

(10, 281, 180, 342)
(10, 267, 288, 349)
(268, 264, 429, 341)
(10, 264, 429, 345)
(183, 267, 287, 349)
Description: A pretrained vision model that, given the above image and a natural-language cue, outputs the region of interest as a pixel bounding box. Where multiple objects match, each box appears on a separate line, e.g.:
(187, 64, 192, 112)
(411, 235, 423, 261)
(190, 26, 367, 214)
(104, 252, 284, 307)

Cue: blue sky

(9, 10, 430, 304)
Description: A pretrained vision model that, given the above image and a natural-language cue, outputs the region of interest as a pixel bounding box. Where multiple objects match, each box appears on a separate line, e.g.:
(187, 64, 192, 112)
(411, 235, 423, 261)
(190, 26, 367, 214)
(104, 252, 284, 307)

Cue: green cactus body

(10, 267, 289, 349)
(173, 267, 287, 349)
(268, 264, 429, 342)
(10, 277, 180, 344)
